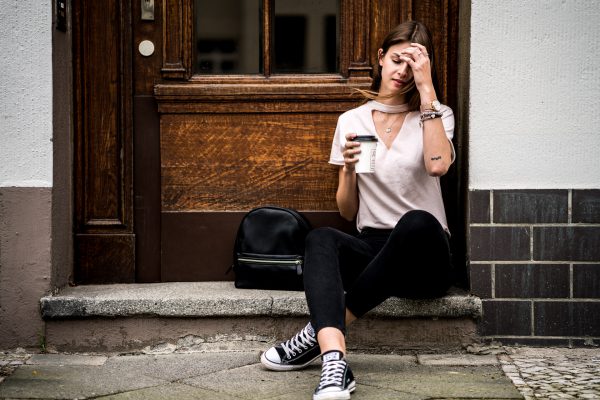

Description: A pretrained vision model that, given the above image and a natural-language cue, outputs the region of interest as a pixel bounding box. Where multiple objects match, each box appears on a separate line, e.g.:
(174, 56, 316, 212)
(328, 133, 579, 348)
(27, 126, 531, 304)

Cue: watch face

(432, 100, 441, 111)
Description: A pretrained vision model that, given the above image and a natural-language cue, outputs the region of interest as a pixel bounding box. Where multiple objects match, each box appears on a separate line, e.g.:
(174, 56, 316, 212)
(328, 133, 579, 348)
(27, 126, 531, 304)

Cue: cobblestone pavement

(1, 346, 599, 399)
(0, 348, 31, 385)
(499, 347, 600, 399)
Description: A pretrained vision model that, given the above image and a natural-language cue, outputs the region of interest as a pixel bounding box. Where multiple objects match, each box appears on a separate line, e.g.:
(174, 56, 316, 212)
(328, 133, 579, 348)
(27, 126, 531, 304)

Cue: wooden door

(73, 0, 463, 284)
(73, 0, 135, 283)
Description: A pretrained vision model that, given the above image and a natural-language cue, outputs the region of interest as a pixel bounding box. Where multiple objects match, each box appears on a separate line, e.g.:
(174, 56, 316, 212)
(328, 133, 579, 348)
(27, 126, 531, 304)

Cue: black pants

(303, 210, 453, 335)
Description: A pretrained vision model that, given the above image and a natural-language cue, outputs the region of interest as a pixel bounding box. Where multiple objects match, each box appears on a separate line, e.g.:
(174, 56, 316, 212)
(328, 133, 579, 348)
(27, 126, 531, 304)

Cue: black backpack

(232, 206, 311, 291)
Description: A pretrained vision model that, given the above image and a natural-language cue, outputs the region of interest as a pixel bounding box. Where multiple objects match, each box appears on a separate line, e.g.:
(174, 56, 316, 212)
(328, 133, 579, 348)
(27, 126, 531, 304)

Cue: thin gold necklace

(382, 111, 405, 134)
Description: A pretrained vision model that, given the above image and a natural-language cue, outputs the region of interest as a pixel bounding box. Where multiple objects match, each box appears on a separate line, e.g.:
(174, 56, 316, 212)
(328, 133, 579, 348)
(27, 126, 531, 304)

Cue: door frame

(71, 0, 469, 286)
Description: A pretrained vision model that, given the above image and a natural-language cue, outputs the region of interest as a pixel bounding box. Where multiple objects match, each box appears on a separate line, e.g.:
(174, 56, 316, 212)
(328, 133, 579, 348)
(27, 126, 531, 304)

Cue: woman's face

(378, 42, 414, 97)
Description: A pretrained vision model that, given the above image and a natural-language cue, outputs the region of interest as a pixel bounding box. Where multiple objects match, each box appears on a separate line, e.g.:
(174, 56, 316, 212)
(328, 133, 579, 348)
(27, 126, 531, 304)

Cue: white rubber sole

(260, 351, 320, 371)
(313, 380, 356, 400)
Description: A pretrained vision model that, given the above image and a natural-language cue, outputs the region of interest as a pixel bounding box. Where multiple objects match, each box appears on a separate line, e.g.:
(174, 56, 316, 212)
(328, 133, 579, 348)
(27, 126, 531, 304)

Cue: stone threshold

(40, 282, 481, 320)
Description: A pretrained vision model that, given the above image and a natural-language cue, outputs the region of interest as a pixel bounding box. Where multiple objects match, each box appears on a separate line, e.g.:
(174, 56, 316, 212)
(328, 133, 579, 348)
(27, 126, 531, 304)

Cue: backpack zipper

(237, 257, 302, 265)
(237, 256, 303, 275)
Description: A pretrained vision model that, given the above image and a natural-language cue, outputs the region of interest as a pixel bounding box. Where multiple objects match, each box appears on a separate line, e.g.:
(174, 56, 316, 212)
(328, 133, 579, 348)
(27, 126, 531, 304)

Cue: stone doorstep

(40, 281, 481, 320)
(40, 282, 482, 353)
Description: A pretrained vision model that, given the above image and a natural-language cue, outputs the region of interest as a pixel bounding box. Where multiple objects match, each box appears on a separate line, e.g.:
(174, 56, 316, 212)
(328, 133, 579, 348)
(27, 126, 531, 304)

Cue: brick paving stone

(500, 348, 600, 400)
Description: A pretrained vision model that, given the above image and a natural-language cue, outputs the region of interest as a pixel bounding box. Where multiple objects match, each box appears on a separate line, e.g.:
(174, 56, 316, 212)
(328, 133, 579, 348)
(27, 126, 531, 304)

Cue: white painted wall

(0, 0, 52, 187)
(469, 0, 600, 189)
(1, 1, 598, 189)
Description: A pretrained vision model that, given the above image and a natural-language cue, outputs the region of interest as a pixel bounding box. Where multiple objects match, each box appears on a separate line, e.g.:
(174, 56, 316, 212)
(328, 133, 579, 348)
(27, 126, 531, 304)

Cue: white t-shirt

(329, 100, 455, 233)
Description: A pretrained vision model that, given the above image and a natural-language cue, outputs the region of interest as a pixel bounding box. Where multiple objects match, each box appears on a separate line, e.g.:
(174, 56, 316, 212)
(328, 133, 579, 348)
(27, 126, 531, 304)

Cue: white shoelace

(281, 325, 317, 359)
(317, 360, 347, 390)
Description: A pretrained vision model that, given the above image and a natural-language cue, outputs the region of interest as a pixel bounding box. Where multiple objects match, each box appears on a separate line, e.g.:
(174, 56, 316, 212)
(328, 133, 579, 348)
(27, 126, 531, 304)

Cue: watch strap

(420, 99, 441, 112)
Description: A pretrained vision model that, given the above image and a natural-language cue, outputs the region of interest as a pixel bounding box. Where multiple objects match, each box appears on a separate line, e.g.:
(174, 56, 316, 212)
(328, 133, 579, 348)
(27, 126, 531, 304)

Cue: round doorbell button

(139, 40, 155, 57)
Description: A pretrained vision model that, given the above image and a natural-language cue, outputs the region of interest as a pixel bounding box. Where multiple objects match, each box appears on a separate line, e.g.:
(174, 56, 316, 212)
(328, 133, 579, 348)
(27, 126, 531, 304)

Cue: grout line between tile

(530, 300, 535, 336)
(491, 263, 496, 299)
(569, 263, 574, 299)
(530, 226, 534, 261)
(470, 223, 600, 227)
(568, 189, 572, 224)
(489, 190, 494, 224)
(470, 260, 598, 264)
(482, 298, 600, 302)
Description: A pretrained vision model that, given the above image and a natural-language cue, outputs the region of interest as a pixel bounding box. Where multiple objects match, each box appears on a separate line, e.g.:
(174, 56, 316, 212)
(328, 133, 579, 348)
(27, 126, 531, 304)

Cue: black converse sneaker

(313, 350, 356, 400)
(260, 322, 321, 371)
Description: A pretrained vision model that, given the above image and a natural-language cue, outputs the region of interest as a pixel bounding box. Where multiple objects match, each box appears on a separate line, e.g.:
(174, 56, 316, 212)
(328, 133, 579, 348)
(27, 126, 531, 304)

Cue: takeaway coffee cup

(351, 135, 378, 173)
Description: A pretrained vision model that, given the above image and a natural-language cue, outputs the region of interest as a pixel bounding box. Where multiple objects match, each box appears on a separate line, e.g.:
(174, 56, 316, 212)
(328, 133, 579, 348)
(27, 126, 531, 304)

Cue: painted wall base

(0, 187, 52, 349)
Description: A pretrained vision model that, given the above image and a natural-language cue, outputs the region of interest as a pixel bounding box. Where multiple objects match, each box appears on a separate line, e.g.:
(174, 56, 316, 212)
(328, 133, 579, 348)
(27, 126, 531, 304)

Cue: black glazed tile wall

(481, 300, 532, 336)
(493, 190, 568, 223)
(534, 302, 600, 336)
(572, 189, 600, 223)
(573, 264, 600, 298)
(533, 226, 600, 261)
(470, 226, 530, 261)
(469, 263, 492, 298)
(469, 190, 490, 223)
(469, 189, 600, 344)
(495, 264, 570, 298)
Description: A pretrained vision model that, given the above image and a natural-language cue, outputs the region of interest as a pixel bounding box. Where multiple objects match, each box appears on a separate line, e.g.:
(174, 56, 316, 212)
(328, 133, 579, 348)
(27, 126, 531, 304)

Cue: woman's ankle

(317, 327, 346, 355)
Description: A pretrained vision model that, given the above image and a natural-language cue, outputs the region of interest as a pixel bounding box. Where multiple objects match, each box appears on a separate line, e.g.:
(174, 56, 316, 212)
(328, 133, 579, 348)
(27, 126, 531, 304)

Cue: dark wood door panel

(133, 96, 161, 283)
(75, 234, 135, 283)
(161, 113, 342, 212)
(74, 0, 132, 229)
(73, 0, 134, 283)
(161, 211, 356, 281)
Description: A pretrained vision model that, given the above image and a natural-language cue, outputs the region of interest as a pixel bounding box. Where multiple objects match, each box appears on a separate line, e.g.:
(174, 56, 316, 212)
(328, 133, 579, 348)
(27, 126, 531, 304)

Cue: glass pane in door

(273, 0, 339, 73)
(195, 0, 261, 74)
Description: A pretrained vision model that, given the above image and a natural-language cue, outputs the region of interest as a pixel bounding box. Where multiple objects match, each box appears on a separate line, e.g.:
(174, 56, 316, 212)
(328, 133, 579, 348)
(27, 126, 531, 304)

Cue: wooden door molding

(155, 0, 459, 109)
(159, 0, 372, 84)
(161, 0, 192, 79)
(73, 0, 135, 283)
(342, 0, 371, 78)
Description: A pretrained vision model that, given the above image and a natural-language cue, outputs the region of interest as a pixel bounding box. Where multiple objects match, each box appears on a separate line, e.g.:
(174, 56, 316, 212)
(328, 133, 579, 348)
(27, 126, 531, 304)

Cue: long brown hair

(359, 21, 440, 111)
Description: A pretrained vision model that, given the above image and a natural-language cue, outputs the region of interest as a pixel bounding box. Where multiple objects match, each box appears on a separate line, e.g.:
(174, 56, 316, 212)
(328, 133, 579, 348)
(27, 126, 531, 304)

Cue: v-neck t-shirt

(329, 100, 455, 233)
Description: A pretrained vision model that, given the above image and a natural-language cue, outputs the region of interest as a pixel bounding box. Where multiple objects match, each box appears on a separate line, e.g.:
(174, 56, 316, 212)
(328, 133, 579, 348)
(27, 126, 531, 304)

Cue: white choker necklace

(370, 100, 410, 114)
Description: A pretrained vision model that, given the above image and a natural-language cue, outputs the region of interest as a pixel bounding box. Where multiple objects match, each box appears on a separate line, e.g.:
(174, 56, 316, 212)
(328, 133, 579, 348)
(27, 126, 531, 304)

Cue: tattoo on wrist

(431, 156, 442, 161)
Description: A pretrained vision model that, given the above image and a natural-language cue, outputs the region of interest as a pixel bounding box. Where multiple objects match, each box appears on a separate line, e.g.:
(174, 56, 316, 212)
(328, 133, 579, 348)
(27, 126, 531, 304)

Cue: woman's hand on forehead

(399, 43, 434, 92)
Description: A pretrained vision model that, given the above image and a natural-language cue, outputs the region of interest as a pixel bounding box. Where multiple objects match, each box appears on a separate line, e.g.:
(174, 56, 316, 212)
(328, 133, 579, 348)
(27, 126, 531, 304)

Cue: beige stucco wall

(469, 0, 600, 189)
(0, 0, 54, 349)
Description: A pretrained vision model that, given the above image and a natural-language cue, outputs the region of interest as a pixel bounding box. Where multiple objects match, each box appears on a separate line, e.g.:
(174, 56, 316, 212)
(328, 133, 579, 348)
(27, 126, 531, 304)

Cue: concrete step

(40, 282, 482, 353)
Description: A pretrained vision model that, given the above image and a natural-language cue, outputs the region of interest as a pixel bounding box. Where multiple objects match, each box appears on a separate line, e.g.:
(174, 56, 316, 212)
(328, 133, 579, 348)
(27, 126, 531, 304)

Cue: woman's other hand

(343, 133, 361, 172)
(337, 133, 360, 220)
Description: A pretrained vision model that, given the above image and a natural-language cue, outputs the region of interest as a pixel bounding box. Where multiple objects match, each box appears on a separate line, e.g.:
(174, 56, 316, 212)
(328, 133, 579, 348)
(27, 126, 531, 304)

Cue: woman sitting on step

(260, 20, 455, 400)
